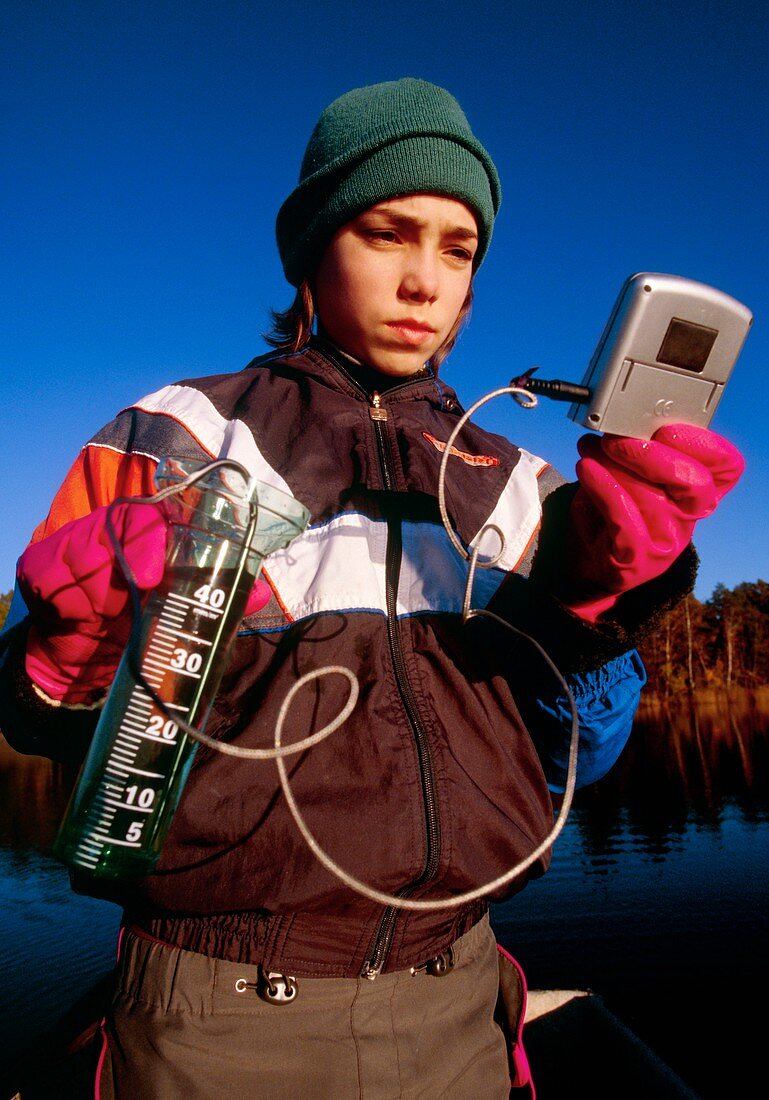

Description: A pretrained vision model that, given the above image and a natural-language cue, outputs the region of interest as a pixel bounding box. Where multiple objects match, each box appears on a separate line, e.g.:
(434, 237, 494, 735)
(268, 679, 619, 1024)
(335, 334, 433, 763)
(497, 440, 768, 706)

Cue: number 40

(194, 584, 226, 608)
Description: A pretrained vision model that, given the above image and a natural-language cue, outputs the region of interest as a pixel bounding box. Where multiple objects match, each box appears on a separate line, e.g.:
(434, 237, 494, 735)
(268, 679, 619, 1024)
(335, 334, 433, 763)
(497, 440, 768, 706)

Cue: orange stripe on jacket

(422, 432, 501, 467)
(30, 447, 159, 546)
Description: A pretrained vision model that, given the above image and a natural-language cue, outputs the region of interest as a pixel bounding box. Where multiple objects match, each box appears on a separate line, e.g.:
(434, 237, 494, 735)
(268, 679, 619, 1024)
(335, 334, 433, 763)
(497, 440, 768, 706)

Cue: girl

(1, 78, 743, 1097)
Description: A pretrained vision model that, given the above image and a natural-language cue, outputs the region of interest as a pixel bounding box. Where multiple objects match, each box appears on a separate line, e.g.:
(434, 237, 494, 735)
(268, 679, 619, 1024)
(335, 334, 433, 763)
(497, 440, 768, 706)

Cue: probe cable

(101, 387, 580, 911)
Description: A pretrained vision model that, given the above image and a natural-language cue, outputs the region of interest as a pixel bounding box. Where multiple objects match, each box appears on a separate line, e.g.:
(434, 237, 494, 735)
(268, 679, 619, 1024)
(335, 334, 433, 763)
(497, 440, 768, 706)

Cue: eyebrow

(362, 206, 478, 241)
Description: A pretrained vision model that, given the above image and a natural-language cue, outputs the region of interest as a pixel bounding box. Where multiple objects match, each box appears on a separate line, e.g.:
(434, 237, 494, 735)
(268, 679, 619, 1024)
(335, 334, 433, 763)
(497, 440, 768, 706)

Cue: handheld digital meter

(567, 273, 753, 439)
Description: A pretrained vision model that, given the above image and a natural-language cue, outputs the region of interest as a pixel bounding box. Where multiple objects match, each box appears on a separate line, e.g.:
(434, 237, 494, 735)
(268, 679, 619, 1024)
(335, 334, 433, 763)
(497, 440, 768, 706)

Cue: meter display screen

(657, 318, 718, 372)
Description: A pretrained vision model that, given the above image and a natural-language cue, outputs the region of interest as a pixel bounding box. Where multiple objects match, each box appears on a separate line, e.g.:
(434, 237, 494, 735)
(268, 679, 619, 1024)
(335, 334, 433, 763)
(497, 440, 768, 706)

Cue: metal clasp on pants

(410, 945, 455, 977)
(234, 964, 298, 1004)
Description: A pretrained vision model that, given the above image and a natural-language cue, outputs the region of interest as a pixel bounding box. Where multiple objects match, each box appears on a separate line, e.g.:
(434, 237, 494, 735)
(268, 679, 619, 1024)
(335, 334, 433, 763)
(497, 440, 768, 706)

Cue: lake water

(1, 690, 767, 1099)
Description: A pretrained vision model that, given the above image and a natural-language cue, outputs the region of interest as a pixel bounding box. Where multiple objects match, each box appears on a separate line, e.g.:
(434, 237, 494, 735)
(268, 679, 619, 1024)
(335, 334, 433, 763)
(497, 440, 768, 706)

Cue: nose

(398, 248, 439, 303)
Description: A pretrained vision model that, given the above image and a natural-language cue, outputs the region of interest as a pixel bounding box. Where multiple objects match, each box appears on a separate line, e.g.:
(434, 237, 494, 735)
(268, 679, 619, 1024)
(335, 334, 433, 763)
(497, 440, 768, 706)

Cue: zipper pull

(361, 960, 383, 981)
(369, 392, 389, 422)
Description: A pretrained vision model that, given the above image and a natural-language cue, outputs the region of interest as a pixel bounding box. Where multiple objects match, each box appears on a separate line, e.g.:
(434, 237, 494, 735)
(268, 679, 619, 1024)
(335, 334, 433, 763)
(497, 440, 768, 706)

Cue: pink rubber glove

(564, 424, 745, 622)
(17, 502, 272, 705)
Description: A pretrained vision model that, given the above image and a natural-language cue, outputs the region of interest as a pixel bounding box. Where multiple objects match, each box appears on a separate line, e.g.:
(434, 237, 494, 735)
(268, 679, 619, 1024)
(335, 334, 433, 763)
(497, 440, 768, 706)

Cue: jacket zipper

(361, 391, 442, 979)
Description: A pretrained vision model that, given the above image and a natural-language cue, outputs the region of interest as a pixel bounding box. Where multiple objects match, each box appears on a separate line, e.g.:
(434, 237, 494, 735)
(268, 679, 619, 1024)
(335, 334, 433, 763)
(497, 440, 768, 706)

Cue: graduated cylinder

(53, 457, 309, 879)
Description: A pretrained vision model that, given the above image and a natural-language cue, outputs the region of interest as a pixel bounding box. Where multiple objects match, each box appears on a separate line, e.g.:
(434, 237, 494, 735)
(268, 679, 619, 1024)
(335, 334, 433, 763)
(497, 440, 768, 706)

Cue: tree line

(1, 580, 767, 694)
(637, 579, 769, 696)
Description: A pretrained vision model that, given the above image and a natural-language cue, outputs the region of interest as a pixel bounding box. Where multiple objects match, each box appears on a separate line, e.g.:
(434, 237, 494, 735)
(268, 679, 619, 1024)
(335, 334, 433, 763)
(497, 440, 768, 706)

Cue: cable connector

(509, 367, 591, 404)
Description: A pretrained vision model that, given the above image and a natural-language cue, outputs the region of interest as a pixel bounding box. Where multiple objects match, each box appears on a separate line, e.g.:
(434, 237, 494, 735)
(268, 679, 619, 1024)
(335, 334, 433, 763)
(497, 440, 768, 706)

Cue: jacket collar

(309, 335, 433, 397)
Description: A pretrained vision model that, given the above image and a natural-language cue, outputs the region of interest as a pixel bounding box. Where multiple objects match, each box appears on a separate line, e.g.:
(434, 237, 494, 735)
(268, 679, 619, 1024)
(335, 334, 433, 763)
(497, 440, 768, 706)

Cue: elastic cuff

(0, 621, 100, 763)
(489, 543, 698, 676)
(30, 678, 107, 711)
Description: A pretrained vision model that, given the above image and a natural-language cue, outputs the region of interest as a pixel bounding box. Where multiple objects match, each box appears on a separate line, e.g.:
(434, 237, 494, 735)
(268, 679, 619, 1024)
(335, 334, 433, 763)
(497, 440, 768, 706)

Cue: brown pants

(97, 914, 511, 1099)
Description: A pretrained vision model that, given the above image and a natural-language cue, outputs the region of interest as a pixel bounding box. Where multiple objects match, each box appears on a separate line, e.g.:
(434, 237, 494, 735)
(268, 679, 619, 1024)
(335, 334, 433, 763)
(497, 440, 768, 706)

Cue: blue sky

(2, 0, 767, 600)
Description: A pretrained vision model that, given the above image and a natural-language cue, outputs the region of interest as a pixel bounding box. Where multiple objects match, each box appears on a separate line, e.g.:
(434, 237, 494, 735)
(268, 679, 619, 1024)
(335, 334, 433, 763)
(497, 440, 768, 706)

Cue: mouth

(385, 320, 438, 347)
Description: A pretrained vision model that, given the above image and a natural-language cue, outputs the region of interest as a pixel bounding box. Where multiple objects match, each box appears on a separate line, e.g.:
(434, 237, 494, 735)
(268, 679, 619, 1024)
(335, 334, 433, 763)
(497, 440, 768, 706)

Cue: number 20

(147, 715, 178, 740)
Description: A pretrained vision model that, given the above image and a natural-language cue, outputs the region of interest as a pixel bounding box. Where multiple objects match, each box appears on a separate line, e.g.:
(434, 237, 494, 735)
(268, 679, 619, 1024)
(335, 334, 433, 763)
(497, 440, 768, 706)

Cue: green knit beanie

(276, 78, 502, 287)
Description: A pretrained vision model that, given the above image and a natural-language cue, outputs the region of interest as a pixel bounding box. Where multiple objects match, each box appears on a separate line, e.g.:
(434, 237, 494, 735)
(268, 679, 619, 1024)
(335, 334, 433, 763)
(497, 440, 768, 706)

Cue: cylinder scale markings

(71, 584, 224, 869)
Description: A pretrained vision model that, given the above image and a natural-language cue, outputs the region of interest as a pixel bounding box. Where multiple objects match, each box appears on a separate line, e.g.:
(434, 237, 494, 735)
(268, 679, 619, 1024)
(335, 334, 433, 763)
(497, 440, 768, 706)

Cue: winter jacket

(0, 337, 695, 978)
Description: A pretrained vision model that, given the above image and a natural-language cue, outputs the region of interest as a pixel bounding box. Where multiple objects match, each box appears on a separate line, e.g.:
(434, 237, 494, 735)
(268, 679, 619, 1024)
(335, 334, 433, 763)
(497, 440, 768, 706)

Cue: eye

(446, 246, 474, 264)
(365, 228, 400, 244)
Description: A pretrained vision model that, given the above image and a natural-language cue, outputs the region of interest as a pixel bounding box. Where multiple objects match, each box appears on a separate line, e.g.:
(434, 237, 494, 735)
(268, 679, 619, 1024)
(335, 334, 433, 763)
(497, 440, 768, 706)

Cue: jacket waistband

(127, 902, 486, 979)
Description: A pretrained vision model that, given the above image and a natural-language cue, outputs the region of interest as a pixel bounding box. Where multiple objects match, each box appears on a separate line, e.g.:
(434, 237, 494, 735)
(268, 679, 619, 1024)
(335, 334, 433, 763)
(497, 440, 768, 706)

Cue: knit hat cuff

(278, 134, 498, 286)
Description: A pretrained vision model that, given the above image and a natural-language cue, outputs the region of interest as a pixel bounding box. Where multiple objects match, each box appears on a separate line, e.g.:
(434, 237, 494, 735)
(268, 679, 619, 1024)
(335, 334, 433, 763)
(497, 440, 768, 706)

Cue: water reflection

(0, 745, 122, 1095)
(5, 690, 767, 858)
(493, 688, 769, 1100)
(0, 747, 73, 853)
(571, 689, 769, 841)
(1, 689, 768, 1100)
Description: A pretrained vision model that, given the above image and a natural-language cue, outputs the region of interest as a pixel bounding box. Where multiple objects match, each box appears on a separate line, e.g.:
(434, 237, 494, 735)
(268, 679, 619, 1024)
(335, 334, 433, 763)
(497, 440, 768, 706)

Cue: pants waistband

(117, 911, 495, 1012)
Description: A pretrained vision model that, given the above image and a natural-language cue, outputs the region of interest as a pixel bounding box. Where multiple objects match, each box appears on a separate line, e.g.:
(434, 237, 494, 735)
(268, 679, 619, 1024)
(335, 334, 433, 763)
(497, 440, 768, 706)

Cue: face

(313, 194, 477, 377)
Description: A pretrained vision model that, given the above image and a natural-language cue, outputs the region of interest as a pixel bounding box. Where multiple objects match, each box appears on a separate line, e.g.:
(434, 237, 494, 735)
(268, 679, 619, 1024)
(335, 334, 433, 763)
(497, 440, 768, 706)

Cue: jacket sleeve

(528, 649, 646, 793)
(0, 439, 160, 763)
(489, 479, 697, 792)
